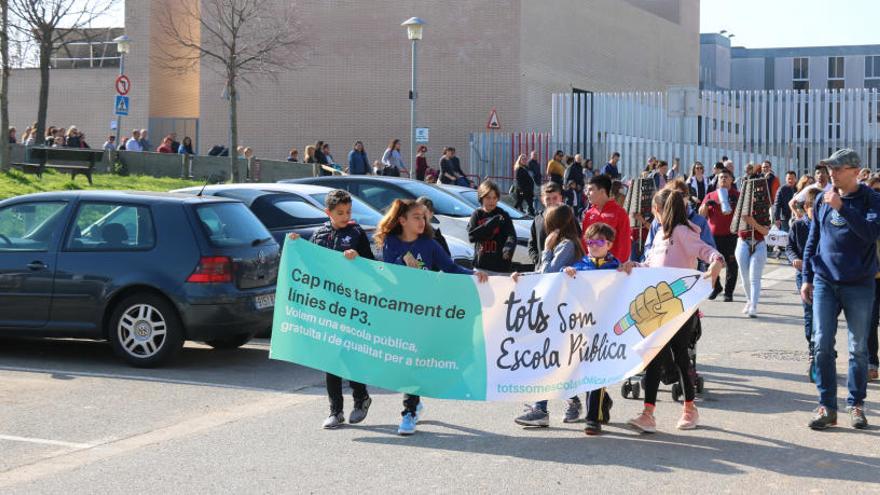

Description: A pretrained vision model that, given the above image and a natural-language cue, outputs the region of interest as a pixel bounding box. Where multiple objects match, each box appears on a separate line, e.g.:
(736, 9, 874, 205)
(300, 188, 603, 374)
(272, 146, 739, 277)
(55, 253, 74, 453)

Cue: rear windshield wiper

(252, 236, 273, 246)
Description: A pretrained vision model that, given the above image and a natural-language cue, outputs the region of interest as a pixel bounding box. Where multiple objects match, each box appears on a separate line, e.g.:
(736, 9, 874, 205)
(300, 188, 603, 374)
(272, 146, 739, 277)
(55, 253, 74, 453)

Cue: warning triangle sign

(486, 108, 501, 130)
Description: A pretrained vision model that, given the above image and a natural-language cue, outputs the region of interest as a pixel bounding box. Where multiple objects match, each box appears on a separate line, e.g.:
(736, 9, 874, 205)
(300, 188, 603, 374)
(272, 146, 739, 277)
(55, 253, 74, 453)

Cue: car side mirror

(431, 217, 439, 224)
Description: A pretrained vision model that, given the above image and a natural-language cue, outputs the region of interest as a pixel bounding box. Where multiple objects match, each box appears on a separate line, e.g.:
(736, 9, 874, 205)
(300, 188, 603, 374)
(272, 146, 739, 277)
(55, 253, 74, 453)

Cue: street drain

(750, 350, 808, 362)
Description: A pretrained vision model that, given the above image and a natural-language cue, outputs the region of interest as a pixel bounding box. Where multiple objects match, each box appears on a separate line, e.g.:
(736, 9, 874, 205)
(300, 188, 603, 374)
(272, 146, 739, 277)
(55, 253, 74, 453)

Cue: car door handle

(27, 261, 47, 271)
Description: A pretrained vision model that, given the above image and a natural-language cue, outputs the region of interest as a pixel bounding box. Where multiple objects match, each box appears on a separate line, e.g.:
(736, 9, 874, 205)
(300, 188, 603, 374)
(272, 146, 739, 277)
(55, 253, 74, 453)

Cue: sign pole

(115, 53, 125, 145)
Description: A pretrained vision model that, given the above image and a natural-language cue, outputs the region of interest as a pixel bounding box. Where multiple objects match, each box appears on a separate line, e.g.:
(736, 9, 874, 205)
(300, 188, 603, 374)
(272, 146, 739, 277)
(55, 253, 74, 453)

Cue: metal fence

(468, 131, 552, 189)
(551, 88, 880, 178)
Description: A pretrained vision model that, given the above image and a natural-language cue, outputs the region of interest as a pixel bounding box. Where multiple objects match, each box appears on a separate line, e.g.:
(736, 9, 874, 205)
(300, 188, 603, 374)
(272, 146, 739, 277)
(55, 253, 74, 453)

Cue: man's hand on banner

(629, 282, 685, 338)
(618, 260, 637, 275)
(475, 270, 489, 283)
(343, 249, 358, 260)
(288, 232, 300, 241)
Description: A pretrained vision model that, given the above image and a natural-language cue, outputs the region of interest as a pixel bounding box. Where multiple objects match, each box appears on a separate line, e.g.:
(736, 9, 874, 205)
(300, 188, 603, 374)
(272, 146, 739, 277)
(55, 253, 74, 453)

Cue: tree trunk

(227, 78, 239, 183)
(0, 0, 10, 172)
(35, 35, 52, 145)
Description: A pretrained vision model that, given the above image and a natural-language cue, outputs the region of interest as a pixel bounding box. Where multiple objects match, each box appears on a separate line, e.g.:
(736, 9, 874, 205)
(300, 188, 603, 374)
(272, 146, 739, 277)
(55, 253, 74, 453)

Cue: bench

(12, 147, 105, 184)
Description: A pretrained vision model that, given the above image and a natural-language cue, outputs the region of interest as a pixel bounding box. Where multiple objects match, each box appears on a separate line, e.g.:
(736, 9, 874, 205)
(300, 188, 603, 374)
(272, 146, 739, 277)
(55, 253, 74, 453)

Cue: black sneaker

(723, 295, 734, 302)
(849, 405, 868, 429)
(563, 398, 583, 423)
(708, 288, 722, 300)
(584, 420, 602, 436)
(808, 406, 837, 430)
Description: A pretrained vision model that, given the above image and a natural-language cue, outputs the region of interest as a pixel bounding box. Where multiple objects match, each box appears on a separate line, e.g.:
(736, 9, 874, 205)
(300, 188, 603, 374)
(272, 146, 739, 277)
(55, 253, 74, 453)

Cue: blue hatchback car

(0, 191, 280, 367)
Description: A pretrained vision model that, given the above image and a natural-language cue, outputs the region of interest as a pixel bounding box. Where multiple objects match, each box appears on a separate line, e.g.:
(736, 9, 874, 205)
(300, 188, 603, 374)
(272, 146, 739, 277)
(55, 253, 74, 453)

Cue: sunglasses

(585, 239, 608, 247)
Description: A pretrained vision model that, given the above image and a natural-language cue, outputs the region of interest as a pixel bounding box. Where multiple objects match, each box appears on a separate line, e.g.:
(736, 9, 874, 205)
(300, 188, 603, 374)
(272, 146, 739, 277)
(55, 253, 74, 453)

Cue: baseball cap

(822, 148, 861, 169)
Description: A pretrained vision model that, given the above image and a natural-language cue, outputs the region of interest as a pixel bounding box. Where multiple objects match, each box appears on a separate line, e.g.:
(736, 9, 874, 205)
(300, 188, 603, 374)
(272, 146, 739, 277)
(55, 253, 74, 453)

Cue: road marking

(0, 435, 96, 450)
(0, 388, 322, 488)
(0, 365, 296, 392)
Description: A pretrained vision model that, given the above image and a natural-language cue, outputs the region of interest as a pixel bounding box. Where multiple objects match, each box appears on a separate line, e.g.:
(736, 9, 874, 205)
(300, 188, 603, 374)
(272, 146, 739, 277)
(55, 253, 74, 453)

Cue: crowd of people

(7, 123, 197, 159)
(293, 146, 878, 437)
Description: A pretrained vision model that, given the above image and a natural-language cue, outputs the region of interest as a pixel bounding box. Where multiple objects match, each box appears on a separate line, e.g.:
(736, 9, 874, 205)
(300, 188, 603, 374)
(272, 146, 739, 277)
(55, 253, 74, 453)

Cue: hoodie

(803, 183, 880, 284)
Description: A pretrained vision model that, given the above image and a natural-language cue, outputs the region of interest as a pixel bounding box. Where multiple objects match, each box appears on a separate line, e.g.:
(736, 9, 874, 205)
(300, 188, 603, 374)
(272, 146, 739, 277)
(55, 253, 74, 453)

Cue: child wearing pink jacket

(619, 188, 724, 433)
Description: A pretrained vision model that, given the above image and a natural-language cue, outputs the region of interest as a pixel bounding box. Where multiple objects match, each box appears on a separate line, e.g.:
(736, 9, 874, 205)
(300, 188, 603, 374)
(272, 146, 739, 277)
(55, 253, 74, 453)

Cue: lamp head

(401, 17, 425, 41)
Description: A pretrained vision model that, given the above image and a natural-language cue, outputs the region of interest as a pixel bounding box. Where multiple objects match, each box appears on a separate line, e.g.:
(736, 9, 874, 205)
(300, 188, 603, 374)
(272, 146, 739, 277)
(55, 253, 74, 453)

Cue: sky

(701, 0, 880, 48)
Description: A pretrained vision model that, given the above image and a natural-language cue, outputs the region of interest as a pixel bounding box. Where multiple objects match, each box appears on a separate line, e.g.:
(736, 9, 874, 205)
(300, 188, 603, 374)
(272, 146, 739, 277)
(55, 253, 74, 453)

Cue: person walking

(125, 129, 143, 151)
(415, 145, 428, 181)
(513, 154, 536, 215)
(687, 161, 711, 205)
(801, 149, 880, 431)
(699, 169, 739, 301)
(582, 174, 631, 263)
(564, 154, 586, 195)
(600, 152, 622, 179)
(348, 141, 370, 175)
(773, 171, 798, 232)
(382, 139, 406, 175)
(547, 150, 565, 186)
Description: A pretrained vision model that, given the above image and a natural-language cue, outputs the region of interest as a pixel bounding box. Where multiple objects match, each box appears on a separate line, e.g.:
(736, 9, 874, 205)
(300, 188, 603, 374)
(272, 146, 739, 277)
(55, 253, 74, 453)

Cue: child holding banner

(375, 199, 489, 436)
(511, 205, 587, 428)
(468, 181, 518, 273)
(289, 190, 375, 430)
(619, 189, 724, 433)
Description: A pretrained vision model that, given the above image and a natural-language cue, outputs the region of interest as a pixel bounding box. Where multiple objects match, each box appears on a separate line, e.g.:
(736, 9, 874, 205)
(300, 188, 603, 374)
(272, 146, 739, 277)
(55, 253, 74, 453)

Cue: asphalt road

(1, 259, 879, 494)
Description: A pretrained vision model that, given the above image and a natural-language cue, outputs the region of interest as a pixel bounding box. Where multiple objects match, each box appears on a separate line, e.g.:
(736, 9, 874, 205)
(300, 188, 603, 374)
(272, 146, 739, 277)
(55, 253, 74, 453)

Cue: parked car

(439, 183, 534, 238)
(285, 176, 530, 267)
(172, 183, 475, 267)
(0, 191, 280, 367)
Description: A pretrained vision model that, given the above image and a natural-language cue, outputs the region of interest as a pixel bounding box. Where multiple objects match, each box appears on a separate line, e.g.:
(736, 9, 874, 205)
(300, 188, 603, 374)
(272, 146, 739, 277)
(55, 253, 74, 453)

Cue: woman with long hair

(513, 154, 536, 215)
(620, 188, 723, 433)
(687, 161, 711, 204)
(381, 138, 406, 175)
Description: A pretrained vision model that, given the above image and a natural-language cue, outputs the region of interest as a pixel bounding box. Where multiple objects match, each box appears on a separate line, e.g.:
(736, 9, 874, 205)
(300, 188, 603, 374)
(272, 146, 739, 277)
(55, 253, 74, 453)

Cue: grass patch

(0, 169, 202, 200)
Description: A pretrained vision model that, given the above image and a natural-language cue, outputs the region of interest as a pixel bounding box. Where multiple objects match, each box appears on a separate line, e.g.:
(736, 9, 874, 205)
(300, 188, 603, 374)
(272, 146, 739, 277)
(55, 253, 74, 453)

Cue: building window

(793, 57, 809, 91)
(828, 79, 845, 90)
(867, 56, 880, 89)
(828, 57, 845, 78)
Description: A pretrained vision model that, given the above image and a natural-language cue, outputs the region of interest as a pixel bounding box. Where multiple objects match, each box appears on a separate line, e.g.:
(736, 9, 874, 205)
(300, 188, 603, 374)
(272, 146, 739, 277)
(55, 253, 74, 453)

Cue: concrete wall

(731, 58, 765, 90)
(148, 0, 200, 119)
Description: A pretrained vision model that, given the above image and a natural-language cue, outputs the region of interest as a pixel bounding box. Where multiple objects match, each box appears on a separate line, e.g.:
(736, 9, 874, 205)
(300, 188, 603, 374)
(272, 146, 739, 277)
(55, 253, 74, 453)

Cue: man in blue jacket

(801, 149, 880, 431)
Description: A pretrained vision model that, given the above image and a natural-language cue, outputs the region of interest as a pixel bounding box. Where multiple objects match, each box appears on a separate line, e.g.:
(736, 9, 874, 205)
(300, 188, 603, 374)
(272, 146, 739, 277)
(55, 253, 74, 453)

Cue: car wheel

(109, 293, 184, 367)
(205, 333, 253, 350)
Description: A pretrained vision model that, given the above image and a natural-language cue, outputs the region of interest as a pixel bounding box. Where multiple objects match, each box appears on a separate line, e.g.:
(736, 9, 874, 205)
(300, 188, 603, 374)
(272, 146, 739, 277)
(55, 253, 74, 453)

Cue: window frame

(0, 200, 69, 253)
(63, 200, 157, 252)
(827, 56, 845, 89)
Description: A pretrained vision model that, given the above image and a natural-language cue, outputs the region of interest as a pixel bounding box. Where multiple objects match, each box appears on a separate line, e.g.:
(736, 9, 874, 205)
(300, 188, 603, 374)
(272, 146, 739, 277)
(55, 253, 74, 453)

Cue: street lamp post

(113, 35, 131, 145)
(401, 17, 425, 179)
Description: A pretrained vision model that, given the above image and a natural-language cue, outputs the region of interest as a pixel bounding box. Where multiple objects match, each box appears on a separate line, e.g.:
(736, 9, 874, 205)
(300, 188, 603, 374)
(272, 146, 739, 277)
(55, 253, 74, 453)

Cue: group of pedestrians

(12, 123, 91, 149)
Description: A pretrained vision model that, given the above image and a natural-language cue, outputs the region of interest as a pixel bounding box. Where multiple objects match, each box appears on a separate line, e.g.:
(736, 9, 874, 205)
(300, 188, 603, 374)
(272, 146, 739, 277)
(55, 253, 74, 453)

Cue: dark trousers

(403, 394, 420, 416)
(796, 272, 814, 352)
(514, 191, 535, 215)
(326, 373, 368, 414)
(870, 278, 880, 368)
(585, 387, 611, 422)
(643, 314, 697, 405)
(713, 234, 739, 297)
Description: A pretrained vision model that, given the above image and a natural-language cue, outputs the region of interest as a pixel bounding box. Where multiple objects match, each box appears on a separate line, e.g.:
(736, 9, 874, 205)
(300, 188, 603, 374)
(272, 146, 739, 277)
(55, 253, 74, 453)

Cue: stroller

(620, 312, 705, 402)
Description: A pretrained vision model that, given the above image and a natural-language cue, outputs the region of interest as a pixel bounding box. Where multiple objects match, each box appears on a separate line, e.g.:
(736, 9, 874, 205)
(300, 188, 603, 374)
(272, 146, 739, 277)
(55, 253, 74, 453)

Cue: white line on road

(0, 389, 322, 488)
(0, 435, 96, 450)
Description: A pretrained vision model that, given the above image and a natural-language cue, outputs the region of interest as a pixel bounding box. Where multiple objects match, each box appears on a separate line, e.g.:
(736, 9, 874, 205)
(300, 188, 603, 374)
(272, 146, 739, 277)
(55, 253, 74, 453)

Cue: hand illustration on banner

(613, 275, 699, 337)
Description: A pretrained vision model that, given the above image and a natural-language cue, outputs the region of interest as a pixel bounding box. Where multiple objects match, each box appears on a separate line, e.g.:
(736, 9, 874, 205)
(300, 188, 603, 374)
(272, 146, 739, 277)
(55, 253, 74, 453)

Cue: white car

(171, 183, 475, 268)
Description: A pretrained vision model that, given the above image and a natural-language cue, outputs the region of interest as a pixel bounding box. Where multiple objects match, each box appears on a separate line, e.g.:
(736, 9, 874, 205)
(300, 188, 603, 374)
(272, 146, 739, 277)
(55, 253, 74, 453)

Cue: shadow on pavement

(352, 422, 880, 480)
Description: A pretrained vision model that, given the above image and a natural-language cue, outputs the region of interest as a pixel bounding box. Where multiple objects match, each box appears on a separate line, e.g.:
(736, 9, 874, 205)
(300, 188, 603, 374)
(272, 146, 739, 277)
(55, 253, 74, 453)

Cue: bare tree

(158, 0, 308, 182)
(10, 0, 116, 145)
(1, 0, 10, 171)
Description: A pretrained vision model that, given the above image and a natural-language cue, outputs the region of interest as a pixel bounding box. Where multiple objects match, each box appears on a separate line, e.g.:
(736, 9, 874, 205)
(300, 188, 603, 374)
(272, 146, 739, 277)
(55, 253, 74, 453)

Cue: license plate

(255, 293, 275, 310)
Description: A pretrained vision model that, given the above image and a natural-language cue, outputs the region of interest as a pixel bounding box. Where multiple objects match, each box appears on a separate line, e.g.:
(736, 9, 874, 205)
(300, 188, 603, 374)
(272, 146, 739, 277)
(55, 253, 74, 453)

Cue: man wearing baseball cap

(802, 148, 880, 430)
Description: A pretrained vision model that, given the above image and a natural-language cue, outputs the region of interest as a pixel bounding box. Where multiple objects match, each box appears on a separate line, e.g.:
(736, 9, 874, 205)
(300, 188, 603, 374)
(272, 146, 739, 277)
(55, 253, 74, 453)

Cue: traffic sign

(415, 127, 429, 143)
(115, 75, 131, 96)
(486, 108, 501, 130)
(115, 95, 130, 116)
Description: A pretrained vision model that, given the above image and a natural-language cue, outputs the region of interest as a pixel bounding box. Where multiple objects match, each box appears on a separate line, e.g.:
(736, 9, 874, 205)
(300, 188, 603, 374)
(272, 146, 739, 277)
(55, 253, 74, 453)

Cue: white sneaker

(741, 303, 751, 314)
(748, 305, 757, 318)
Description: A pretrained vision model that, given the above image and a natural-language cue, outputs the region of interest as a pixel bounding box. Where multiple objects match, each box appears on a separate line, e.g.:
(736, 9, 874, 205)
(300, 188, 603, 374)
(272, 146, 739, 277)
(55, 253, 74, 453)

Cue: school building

(7, 0, 700, 167)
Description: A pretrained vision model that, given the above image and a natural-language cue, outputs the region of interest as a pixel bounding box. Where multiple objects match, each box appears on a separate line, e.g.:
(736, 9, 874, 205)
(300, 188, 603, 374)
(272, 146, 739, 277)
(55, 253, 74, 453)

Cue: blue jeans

(869, 278, 880, 369)
(795, 272, 813, 349)
(735, 238, 767, 310)
(812, 276, 873, 410)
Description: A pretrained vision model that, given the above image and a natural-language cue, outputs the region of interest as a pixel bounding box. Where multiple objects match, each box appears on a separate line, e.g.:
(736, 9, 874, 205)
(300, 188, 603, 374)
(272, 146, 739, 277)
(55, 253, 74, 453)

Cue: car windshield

(398, 182, 473, 217)
(271, 199, 326, 226)
(195, 203, 274, 247)
(309, 193, 382, 226)
(459, 190, 527, 219)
